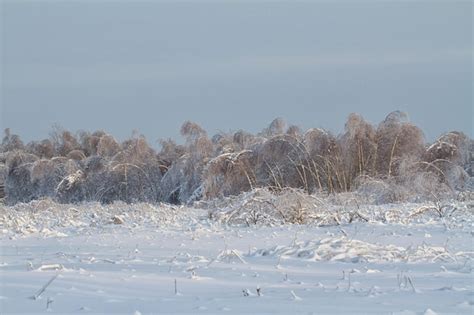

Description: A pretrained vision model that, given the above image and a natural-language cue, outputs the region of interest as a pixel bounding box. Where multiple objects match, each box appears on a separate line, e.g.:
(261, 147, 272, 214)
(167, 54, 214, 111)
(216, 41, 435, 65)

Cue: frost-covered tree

(97, 134, 121, 158)
(339, 113, 377, 189)
(202, 149, 257, 199)
(78, 130, 106, 156)
(423, 131, 471, 190)
(255, 134, 305, 190)
(49, 127, 81, 157)
(1, 129, 24, 152)
(110, 134, 162, 203)
(260, 118, 287, 138)
(373, 111, 425, 177)
(162, 121, 213, 203)
(25, 139, 55, 159)
(4, 151, 39, 204)
(303, 128, 341, 192)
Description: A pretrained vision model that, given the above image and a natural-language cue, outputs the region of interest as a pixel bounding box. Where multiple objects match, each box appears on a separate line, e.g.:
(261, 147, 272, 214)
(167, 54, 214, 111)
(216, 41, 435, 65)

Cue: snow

(0, 198, 473, 314)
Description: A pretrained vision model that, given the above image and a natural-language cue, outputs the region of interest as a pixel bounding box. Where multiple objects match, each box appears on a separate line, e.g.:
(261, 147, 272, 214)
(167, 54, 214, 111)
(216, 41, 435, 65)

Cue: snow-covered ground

(0, 198, 473, 314)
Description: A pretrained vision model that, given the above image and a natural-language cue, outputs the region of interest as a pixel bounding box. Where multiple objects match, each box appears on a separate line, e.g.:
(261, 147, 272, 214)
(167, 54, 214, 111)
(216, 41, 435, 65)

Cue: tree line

(0, 111, 471, 205)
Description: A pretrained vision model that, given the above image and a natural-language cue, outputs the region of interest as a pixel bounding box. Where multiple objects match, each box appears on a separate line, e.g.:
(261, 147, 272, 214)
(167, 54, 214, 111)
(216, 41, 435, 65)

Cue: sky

(1, 1, 472, 145)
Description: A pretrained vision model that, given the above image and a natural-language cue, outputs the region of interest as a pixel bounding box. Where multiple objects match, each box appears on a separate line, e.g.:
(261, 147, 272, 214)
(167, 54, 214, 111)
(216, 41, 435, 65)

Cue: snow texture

(1, 195, 473, 314)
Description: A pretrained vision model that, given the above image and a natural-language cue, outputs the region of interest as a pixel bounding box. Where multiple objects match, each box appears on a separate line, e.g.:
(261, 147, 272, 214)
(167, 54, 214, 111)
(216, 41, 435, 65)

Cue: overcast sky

(1, 1, 472, 145)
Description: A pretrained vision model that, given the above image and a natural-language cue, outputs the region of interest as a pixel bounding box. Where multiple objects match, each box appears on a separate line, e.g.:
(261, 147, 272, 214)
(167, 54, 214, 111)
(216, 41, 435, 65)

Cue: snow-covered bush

(203, 188, 326, 226)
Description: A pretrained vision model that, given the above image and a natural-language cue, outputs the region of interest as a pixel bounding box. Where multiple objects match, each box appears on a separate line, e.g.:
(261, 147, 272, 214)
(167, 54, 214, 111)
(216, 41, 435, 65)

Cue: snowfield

(1, 197, 473, 314)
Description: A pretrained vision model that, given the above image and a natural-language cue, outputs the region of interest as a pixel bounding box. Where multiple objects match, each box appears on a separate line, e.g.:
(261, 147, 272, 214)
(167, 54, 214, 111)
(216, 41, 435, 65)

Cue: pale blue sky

(1, 1, 472, 144)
